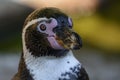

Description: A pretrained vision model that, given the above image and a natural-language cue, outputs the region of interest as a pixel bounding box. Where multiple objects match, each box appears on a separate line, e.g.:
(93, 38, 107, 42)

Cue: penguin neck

(22, 46, 71, 75)
(22, 47, 71, 64)
(22, 48, 80, 80)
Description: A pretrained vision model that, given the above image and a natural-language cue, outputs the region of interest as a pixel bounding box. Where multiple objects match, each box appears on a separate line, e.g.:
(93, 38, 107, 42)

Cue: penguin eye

(39, 24, 46, 31)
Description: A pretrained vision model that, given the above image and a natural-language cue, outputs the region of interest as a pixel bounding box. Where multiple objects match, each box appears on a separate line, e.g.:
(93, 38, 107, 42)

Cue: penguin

(12, 7, 89, 80)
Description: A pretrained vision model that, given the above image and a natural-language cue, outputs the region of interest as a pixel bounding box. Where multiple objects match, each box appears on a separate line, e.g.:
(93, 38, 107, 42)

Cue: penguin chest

(25, 52, 81, 80)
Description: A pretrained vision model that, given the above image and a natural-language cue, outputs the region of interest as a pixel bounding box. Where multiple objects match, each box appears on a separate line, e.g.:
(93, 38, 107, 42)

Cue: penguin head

(23, 8, 82, 56)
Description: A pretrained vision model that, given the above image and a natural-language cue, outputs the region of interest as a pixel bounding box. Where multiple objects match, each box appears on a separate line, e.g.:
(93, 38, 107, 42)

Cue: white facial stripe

(22, 17, 50, 56)
(23, 17, 49, 36)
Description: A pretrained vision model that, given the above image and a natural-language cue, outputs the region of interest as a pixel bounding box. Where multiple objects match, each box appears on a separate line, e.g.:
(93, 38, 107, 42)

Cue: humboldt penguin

(12, 7, 89, 80)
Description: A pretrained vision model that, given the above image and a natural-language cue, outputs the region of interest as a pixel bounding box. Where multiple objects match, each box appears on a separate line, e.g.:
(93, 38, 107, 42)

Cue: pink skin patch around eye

(47, 37, 63, 49)
(46, 18, 64, 49)
(68, 17, 73, 27)
(37, 18, 63, 49)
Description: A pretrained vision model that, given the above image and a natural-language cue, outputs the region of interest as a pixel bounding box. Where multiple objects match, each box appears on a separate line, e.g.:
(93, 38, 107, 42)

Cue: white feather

(24, 49, 81, 80)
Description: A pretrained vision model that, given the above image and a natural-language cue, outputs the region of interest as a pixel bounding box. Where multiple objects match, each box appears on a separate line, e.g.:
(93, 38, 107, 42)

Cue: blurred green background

(0, 0, 120, 80)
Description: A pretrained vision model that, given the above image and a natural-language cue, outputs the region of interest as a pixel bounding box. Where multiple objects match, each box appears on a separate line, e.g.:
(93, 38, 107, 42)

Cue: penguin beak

(53, 27, 82, 50)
